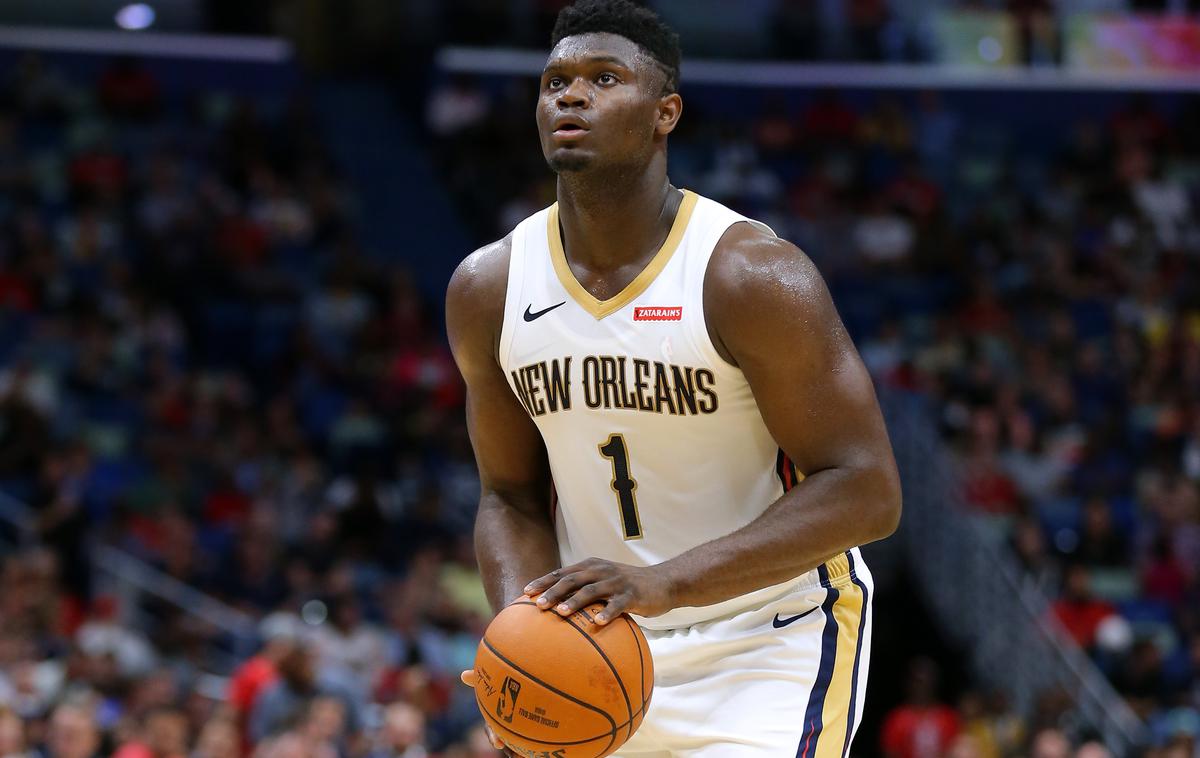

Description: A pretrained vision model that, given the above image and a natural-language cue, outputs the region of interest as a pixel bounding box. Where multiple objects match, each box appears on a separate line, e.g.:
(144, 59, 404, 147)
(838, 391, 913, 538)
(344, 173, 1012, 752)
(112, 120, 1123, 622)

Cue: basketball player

(447, 1, 902, 755)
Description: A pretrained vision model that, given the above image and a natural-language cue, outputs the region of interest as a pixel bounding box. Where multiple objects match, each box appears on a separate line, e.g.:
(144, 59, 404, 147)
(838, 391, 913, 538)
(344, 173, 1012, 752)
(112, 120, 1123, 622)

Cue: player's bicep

(446, 246, 551, 506)
(709, 236, 893, 477)
(461, 358, 549, 497)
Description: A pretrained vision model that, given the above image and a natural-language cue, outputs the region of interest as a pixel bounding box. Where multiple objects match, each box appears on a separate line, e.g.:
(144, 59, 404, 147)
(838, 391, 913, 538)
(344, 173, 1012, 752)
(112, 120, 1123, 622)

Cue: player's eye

(546, 76, 564, 89)
(597, 73, 618, 85)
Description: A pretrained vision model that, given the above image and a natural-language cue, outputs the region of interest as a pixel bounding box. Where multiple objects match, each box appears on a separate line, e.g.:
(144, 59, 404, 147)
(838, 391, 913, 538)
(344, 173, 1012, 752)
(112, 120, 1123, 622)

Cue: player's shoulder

(447, 234, 513, 307)
(705, 221, 823, 308)
(445, 234, 512, 362)
(703, 222, 842, 364)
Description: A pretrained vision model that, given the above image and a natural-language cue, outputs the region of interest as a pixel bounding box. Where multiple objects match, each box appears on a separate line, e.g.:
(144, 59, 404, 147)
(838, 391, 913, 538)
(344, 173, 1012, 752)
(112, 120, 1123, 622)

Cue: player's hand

(460, 670, 514, 756)
(524, 558, 674, 623)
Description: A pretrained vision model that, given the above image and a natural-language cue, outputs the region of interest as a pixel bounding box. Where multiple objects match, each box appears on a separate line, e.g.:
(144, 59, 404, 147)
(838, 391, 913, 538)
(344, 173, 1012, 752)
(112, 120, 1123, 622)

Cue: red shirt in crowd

(1050, 597, 1115, 648)
(228, 655, 278, 753)
(112, 744, 165, 758)
(882, 704, 961, 758)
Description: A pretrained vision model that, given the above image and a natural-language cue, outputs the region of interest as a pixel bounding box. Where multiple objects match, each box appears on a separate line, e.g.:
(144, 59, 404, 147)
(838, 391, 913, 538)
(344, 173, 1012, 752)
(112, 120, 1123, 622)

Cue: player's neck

(554, 161, 678, 272)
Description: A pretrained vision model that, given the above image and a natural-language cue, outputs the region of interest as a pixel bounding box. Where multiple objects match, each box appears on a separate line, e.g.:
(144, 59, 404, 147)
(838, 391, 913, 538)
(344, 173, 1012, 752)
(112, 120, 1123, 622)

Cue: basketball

(471, 600, 654, 758)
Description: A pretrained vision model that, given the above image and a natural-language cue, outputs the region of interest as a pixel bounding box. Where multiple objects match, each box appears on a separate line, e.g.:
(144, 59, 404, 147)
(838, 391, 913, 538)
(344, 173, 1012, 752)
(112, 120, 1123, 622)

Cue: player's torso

(498, 191, 804, 629)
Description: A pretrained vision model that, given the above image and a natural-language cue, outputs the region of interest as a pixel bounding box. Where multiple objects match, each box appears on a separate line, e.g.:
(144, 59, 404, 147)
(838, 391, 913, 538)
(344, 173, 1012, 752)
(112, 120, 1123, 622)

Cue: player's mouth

(552, 115, 591, 141)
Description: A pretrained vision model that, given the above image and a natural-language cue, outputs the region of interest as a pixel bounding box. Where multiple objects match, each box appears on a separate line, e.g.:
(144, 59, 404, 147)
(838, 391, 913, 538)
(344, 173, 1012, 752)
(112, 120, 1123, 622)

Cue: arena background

(0, 1, 1197, 757)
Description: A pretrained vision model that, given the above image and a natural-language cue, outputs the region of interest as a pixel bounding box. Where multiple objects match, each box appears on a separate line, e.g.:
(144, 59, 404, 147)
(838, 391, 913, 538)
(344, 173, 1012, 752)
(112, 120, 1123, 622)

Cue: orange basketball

(471, 600, 654, 758)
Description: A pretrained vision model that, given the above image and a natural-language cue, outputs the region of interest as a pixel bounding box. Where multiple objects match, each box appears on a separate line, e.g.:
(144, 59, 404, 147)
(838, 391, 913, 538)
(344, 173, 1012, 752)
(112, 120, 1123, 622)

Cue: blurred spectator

(75, 601, 157, 680)
(42, 703, 102, 758)
(369, 702, 428, 758)
(1050, 565, 1117, 650)
(228, 615, 302, 752)
(961, 408, 1021, 515)
(1029, 728, 1072, 758)
(251, 732, 334, 758)
(1001, 412, 1067, 507)
(248, 642, 362, 745)
(853, 198, 914, 267)
(881, 658, 961, 758)
(1116, 639, 1168, 716)
(426, 76, 490, 140)
(845, 0, 889, 61)
(112, 707, 189, 758)
(1074, 740, 1112, 758)
(97, 57, 160, 120)
(0, 707, 32, 758)
(191, 718, 238, 758)
(1074, 498, 1127, 568)
(312, 597, 387, 687)
(955, 691, 1001, 758)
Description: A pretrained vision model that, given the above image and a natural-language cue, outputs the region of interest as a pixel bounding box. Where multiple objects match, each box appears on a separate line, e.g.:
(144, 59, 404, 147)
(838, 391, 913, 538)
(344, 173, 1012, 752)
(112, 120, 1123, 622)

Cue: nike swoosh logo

(772, 607, 819, 628)
(523, 301, 567, 322)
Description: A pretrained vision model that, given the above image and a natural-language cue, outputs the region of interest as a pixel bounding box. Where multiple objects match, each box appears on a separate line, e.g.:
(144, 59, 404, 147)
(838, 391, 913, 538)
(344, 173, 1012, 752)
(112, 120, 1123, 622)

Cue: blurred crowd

(427, 66, 1199, 757)
(2, 20, 1200, 758)
(0, 54, 490, 757)
(339, 0, 1200, 66)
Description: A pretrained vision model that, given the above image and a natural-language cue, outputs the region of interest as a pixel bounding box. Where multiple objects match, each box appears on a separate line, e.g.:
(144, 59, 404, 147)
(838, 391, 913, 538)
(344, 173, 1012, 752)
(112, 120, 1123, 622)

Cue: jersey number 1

(598, 434, 643, 540)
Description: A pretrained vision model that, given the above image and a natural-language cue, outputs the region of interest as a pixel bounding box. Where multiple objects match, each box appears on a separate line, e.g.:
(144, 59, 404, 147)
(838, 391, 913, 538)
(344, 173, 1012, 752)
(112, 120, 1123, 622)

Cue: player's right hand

(460, 669, 513, 755)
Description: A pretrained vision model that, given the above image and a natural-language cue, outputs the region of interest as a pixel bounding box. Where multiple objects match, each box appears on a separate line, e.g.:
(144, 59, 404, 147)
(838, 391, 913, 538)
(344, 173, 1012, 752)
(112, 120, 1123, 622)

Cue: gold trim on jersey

(816, 579, 866, 758)
(823, 552, 851, 584)
(547, 189, 699, 320)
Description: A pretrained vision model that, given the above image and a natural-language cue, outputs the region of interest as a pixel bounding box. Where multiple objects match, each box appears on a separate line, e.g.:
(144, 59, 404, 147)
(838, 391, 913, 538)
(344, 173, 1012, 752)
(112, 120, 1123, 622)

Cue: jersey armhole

(688, 217, 778, 374)
(495, 221, 527, 372)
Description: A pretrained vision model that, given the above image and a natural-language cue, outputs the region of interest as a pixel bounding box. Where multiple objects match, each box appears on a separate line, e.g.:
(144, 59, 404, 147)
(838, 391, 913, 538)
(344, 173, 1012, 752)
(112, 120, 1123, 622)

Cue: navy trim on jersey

(796, 581, 841, 758)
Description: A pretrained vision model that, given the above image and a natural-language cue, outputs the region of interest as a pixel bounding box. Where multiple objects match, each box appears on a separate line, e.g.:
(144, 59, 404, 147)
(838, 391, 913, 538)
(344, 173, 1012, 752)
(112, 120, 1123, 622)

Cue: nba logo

(497, 676, 522, 723)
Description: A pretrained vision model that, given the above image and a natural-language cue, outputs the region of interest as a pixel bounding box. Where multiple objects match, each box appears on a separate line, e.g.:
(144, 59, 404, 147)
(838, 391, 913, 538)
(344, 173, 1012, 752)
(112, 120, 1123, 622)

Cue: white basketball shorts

(615, 550, 874, 758)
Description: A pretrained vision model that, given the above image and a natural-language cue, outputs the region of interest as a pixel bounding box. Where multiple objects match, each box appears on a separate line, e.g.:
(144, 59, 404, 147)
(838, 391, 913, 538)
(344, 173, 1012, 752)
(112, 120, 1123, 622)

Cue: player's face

(537, 33, 667, 174)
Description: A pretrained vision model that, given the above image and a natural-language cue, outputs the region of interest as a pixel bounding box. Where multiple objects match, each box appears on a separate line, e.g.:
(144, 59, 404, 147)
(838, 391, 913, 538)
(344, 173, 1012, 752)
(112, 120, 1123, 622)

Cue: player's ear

(655, 92, 682, 136)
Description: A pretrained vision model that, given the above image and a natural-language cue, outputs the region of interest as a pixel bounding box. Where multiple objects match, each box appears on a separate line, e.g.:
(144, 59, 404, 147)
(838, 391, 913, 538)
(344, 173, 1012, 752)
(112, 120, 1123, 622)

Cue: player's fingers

(553, 579, 621, 615)
(479, 722, 506, 751)
(459, 669, 477, 688)
(595, 592, 634, 624)
(523, 569, 561, 595)
(534, 569, 603, 609)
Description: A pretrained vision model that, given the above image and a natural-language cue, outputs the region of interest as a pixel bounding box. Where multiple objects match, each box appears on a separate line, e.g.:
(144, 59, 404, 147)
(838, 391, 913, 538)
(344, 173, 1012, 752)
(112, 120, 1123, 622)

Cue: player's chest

(504, 314, 718, 421)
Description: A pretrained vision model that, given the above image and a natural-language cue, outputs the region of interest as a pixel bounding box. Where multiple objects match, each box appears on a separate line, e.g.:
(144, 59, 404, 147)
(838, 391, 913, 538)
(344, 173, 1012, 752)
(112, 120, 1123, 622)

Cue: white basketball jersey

(498, 190, 839, 630)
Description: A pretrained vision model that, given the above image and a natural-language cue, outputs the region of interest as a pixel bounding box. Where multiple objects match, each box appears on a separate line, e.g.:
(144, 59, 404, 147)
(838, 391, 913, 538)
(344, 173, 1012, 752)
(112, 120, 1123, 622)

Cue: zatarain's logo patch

(634, 306, 682, 321)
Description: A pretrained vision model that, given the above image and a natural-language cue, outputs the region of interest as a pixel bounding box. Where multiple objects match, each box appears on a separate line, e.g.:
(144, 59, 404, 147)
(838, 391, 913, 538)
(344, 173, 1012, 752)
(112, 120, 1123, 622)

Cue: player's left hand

(523, 558, 674, 624)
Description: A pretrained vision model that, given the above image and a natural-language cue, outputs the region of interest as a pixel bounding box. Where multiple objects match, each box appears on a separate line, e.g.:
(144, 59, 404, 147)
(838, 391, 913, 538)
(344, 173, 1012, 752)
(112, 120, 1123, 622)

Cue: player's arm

(659, 225, 902, 605)
(526, 224, 902, 622)
(445, 238, 560, 612)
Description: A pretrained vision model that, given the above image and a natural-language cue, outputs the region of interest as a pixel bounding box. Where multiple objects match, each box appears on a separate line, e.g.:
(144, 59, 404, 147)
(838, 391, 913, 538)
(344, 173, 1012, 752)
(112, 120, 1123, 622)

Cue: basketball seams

(481, 638, 619, 731)
(481, 707, 616, 753)
(620, 616, 647, 708)
(620, 615, 651, 737)
(561, 613, 635, 731)
(478, 677, 650, 756)
(481, 604, 653, 757)
(506, 602, 643, 724)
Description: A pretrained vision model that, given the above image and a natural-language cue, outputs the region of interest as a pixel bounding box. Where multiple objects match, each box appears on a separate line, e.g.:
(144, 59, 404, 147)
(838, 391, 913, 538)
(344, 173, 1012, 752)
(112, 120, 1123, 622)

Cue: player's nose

(556, 77, 589, 109)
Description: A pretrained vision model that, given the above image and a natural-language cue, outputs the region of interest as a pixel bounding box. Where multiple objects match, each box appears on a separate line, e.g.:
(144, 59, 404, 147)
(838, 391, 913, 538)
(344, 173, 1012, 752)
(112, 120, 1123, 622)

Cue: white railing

(90, 544, 259, 670)
(881, 389, 1147, 754)
(0, 492, 257, 672)
(436, 46, 1200, 93)
(0, 25, 291, 61)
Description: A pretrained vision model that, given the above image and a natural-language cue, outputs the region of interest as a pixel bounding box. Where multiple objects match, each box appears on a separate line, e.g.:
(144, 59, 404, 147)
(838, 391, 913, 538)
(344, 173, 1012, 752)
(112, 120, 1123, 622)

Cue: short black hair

(551, 0, 682, 94)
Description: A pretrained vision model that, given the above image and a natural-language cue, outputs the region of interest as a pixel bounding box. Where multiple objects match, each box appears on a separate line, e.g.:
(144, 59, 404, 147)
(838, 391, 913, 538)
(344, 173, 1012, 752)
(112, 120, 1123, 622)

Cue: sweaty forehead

(546, 32, 646, 71)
